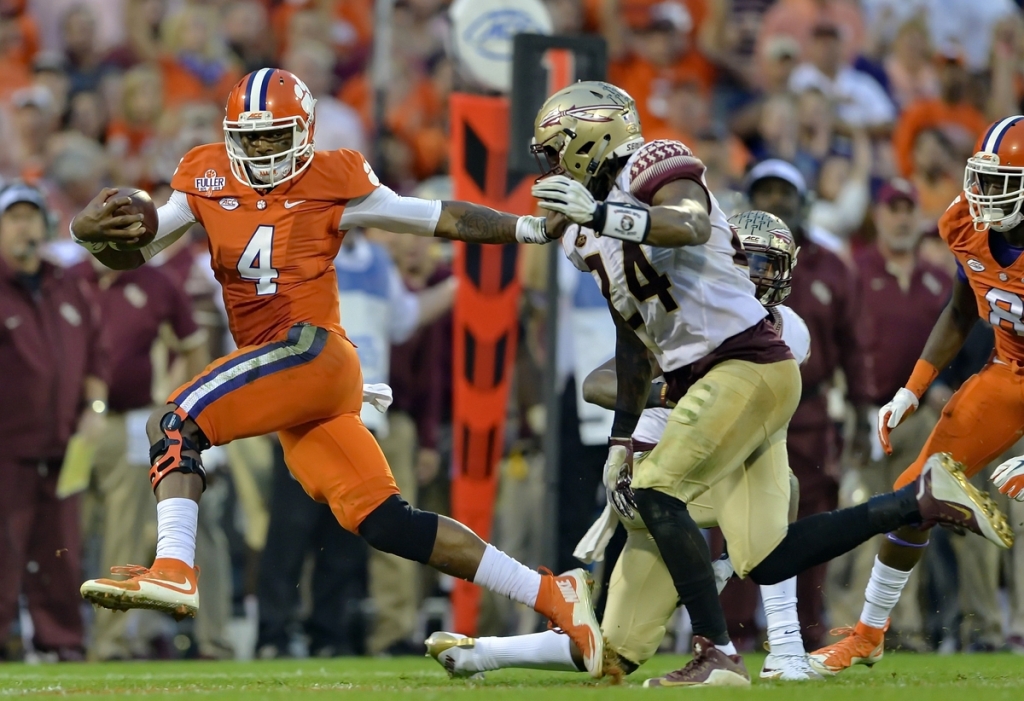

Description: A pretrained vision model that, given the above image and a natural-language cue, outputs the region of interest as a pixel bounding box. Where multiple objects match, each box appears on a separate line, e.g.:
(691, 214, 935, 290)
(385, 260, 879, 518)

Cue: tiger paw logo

(195, 168, 226, 192)
(293, 80, 315, 120)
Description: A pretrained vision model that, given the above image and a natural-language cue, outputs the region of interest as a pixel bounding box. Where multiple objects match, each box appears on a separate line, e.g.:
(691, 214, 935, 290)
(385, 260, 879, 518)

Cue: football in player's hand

(109, 187, 158, 251)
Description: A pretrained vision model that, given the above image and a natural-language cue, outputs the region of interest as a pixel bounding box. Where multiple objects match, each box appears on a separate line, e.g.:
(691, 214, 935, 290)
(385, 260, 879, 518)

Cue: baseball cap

(0, 182, 47, 216)
(645, 1, 693, 33)
(876, 178, 918, 207)
(744, 159, 807, 196)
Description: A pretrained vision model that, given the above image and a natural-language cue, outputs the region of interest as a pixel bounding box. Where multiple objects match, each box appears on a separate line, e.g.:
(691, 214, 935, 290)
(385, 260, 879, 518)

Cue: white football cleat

(760, 651, 823, 681)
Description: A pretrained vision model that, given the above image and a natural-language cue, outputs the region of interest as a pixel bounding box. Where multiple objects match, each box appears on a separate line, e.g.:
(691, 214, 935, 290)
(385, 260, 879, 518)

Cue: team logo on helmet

(539, 104, 621, 128)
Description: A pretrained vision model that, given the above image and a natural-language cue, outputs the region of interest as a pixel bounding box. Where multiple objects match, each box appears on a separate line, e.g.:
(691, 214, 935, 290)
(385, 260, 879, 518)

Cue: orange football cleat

(533, 568, 605, 678)
(80, 558, 200, 620)
(808, 620, 888, 676)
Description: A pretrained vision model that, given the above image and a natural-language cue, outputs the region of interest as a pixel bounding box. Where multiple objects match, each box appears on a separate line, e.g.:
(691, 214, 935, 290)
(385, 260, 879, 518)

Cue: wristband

(515, 215, 551, 244)
(905, 359, 938, 399)
(593, 202, 651, 244)
(69, 222, 108, 252)
(646, 382, 667, 408)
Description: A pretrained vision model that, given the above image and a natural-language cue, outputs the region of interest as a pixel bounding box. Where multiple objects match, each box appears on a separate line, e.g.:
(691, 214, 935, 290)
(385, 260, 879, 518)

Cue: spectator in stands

(10, 84, 57, 181)
(758, 0, 865, 67)
(43, 135, 109, 237)
(106, 63, 163, 190)
(223, 1, 275, 76)
(808, 128, 872, 243)
(158, 3, 240, 107)
(283, 41, 366, 154)
(60, 4, 112, 97)
(66, 90, 106, 143)
(830, 179, 951, 650)
(788, 20, 896, 134)
(604, 0, 716, 135)
(746, 159, 868, 648)
(892, 47, 988, 178)
(910, 128, 963, 228)
(0, 183, 109, 661)
(883, 16, 939, 111)
(74, 251, 207, 661)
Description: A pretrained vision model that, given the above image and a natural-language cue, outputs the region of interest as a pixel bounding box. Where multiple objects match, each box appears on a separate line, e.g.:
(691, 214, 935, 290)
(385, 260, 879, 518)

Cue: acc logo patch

(195, 168, 226, 193)
(219, 197, 239, 210)
(967, 258, 985, 272)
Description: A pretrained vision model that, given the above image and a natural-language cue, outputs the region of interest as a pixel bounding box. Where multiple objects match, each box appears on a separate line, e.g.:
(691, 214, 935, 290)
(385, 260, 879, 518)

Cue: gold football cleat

(425, 632, 479, 679)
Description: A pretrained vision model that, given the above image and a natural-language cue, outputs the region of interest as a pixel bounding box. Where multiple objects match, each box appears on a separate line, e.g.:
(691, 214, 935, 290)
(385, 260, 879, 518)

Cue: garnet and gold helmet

(223, 68, 317, 188)
(531, 81, 644, 187)
(728, 210, 799, 306)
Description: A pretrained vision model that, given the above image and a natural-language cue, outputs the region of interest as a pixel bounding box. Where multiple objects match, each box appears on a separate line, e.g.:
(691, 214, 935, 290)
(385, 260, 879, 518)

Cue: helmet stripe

(243, 70, 259, 112)
(247, 68, 272, 113)
(983, 115, 1024, 153)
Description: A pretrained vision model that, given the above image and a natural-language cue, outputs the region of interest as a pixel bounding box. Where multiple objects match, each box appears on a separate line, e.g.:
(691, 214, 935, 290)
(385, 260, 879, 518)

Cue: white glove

(992, 455, 1024, 501)
(877, 387, 918, 455)
(604, 438, 637, 520)
(362, 383, 393, 413)
(531, 175, 598, 225)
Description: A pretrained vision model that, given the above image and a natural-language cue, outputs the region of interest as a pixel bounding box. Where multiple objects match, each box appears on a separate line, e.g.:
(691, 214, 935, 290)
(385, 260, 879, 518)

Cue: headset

(0, 180, 58, 240)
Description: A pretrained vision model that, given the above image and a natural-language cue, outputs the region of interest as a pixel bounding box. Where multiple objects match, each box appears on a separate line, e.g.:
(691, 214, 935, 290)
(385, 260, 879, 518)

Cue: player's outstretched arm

(531, 175, 710, 248)
(433, 201, 566, 244)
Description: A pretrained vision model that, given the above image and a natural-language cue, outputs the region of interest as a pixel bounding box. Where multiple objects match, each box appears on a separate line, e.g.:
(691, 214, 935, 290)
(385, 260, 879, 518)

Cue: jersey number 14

(237, 225, 280, 296)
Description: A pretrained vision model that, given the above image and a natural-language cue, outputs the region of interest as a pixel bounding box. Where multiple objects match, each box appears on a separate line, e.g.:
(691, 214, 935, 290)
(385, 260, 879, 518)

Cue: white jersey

(561, 139, 768, 372)
(633, 304, 810, 445)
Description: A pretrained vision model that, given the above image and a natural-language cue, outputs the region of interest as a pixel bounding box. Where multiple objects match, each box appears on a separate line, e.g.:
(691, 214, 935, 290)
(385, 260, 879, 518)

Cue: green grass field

(1, 653, 1022, 700)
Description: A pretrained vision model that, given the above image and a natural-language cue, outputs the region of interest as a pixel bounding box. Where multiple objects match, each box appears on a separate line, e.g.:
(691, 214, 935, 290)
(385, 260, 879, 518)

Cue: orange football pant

(894, 360, 1024, 489)
(169, 324, 399, 532)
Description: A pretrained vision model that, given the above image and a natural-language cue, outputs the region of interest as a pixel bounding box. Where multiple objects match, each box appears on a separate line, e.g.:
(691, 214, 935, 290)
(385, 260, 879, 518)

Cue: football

(109, 187, 158, 251)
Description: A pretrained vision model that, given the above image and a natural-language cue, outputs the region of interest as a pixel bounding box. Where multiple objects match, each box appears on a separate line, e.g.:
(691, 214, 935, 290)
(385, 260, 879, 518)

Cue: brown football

(110, 187, 158, 251)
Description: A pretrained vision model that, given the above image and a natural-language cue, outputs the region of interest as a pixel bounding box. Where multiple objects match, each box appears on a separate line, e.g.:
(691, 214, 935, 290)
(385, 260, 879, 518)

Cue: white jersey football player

(427, 211, 822, 682)
(473, 81, 1012, 687)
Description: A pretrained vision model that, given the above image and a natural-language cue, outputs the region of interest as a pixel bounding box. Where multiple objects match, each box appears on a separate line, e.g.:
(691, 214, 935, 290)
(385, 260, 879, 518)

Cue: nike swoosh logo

(284, 200, 305, 209)
(145, 575, 197, 595)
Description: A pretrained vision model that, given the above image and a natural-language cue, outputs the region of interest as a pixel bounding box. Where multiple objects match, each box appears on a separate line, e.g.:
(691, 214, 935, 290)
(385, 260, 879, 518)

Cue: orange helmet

(964, 115, 1024, 232)
(223, 68, 317, 188)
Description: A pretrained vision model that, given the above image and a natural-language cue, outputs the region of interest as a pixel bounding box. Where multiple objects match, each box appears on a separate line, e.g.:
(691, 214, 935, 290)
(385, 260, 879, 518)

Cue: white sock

(472, 544, 542, 608)
(468, 631, 578, 672)
(760, 577, 804, 656)
(860, 556, 911, 629)
(717, 641, 737, 656)
(155, 498, 199, 567)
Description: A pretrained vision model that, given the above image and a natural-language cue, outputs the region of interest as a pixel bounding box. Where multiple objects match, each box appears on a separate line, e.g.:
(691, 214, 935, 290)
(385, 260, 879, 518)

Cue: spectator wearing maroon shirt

(746, 160, 869, 649)
(0, 183, 109, 661)
(72, 257, 207, 661)
(830, 178, 952, 651)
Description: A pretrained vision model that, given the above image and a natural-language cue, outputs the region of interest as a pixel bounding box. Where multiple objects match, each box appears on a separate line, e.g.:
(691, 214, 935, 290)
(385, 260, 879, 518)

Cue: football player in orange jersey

(809, 116, 1024, 675)
(68, 68, 616, 676)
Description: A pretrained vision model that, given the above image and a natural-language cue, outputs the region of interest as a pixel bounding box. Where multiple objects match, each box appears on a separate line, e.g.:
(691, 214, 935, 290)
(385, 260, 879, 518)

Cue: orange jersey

(940, 193, 1024, 363)
(171, 144, 378, 347)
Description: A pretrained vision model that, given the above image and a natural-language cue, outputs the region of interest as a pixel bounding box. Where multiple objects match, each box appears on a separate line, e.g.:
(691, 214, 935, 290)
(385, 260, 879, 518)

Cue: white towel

(362, 383, 393, 413)
(573, 504, 619, 564)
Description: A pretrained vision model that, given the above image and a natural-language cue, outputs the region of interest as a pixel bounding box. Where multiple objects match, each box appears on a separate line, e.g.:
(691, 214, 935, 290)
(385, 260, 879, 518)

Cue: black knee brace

(149, 409, 209, 492)
(358, 495, 439, 564)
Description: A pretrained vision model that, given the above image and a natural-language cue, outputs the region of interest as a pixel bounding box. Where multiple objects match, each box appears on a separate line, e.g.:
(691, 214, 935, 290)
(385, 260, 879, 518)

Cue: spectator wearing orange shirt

(909, 127, 964, 228)
(158, 4, 241, 108)
(757, 0, 865, 68)
(106, 63, 163, 189)
(272, 0, 373, 74)
(891, 48, 988, 178)
(603, 1, 716, 135)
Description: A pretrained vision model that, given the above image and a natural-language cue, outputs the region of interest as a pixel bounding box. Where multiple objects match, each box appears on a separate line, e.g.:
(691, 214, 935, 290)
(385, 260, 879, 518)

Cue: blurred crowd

(4, 0, 1024, 663)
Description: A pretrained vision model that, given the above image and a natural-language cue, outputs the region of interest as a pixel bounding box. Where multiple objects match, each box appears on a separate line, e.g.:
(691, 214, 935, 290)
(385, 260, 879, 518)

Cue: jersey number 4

(237, 225, 279, 296)
(585, 244, 678, 311)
